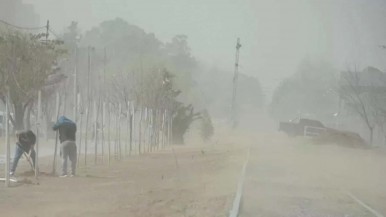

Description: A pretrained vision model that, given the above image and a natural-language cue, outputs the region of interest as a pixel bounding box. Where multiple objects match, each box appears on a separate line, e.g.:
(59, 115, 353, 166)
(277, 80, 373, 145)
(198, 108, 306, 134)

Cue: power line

(0, 19, 46, 30)
(48, 28, 61, 39)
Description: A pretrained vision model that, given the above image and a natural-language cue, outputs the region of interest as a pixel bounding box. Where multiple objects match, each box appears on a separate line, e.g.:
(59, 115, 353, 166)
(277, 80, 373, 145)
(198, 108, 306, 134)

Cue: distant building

(0, 0, 40, 28)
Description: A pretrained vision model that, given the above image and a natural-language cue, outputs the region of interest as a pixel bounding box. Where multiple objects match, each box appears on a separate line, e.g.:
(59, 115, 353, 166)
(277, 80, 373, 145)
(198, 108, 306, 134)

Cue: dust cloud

(0, 0, 385, 217)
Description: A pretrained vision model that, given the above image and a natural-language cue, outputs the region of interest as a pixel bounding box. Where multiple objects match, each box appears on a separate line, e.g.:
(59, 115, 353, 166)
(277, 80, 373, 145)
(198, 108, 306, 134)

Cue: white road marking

(346, 191, 385, 217)
(229, 147, 250, 217)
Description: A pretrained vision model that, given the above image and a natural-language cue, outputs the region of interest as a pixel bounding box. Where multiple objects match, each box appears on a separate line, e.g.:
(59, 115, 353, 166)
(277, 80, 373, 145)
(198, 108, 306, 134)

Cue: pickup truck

(279, 118, 326, 137)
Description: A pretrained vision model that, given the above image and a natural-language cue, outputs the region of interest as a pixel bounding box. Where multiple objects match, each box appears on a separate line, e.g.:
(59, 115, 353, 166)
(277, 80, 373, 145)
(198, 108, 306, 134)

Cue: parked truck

(279, 118, 326, 137)
(279, 118, 367, 147)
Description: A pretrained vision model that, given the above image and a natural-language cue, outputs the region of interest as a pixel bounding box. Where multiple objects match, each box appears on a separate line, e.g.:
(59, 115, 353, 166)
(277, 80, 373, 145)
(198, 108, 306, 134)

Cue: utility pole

(84, 46, 93, 166)
(101, 47, 107, 163)
(45, 20, 49, 44)
(87, 47, 93, 106)
(35, 91, 41, 180)
(103, 47, 106, 99)
(231, 38, 242, 128)
(52, 92, 60, 175)
(73, 46, 78, 121)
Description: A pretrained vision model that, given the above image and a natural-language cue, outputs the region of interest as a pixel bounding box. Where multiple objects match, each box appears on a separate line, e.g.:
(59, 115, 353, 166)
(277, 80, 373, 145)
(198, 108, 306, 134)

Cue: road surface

(240, 133, 386, 217)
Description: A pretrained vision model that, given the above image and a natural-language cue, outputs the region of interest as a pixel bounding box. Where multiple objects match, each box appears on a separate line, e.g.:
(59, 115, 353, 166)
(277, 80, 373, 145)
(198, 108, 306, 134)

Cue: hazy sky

(24, 0, 386, 95)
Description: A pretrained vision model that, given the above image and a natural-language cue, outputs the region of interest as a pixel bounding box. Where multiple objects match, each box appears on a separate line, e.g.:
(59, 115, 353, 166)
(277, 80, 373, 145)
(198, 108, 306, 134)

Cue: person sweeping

(53, 116, 77, 177)
(10, 130, 36, 176)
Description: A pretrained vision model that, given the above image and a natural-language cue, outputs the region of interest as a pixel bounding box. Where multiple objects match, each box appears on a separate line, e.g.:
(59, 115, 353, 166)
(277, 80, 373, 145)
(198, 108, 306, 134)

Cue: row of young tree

(0, 18, 215, 144)
(270, 59, 386, 145)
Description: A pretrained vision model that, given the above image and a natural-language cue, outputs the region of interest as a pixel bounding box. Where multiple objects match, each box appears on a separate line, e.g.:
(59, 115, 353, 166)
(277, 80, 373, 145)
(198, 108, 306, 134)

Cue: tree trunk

(25, 103, 32, 130)
(13, 102, 24, 131)
(384, 135, 386, 146)
(43, 101, 54, 140)
(172, 132, 184, 145)
(172, 121, 185, 145)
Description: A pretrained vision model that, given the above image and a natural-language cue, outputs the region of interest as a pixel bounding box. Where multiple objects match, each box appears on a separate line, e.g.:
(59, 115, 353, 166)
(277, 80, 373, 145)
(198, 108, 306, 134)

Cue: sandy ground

(241, 133, 386, 217)
(0, 131, 248, 217)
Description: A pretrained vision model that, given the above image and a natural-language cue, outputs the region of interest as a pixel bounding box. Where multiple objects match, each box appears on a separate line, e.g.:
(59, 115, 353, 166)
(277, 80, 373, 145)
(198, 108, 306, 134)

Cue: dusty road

(241, 133, 386, 217)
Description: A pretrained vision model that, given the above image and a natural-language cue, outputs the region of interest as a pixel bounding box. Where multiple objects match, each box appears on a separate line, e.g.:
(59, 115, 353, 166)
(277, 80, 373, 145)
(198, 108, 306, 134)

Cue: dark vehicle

(279, 118, 326, 137)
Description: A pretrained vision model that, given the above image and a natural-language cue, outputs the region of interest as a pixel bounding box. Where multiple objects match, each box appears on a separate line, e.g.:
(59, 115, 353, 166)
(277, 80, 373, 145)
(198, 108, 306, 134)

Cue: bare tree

(340, 68, 386, 145)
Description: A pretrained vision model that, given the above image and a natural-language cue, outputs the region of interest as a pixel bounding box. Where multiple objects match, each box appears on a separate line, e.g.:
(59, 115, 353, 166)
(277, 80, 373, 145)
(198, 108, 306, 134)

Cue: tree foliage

(200, 109, 214, 141)
(236, 74, 264, 109)
(172, 104, 201, 144)
(0, 28, 65, 130)
(270, 60, 337, 122)
(195, 66, 263, 118)
(75, 18, 202, 144)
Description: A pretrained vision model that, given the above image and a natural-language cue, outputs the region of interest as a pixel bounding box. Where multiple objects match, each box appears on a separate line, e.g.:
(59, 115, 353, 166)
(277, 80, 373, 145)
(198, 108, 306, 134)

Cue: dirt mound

(312, 129, 368, 148)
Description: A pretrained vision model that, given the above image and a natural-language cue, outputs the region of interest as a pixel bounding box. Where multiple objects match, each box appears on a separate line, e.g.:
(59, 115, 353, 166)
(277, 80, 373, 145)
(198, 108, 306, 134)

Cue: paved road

(240, 134, 386, 217)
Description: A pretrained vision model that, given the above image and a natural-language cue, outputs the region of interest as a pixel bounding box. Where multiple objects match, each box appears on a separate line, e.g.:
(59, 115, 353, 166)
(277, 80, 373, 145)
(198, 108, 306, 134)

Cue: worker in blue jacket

(53, 116, 77, 177)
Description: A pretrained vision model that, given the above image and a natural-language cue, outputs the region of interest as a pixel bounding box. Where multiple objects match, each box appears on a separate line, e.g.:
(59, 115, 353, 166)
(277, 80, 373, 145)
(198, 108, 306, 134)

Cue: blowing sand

(0, 117, 385, 217)
(0, 132, 247, 217)
(241, 133, 386, 217)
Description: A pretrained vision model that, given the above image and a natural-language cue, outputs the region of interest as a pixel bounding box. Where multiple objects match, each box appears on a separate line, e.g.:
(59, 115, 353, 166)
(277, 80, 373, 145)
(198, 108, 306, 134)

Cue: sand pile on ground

(312, 129, 368, 148)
